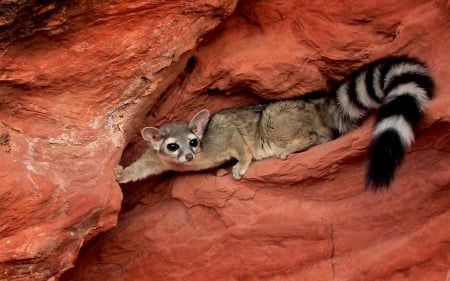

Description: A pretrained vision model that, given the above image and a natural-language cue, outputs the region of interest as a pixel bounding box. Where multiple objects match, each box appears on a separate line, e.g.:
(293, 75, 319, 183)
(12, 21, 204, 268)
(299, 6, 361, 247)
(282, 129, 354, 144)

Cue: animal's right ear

(141, 127, 165, 151)
(189, 109, 210, 139)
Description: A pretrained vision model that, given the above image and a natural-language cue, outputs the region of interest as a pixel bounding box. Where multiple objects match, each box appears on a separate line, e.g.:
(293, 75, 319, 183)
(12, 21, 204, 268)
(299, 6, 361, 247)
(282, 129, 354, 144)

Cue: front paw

(278, 152, 289, 160)
(232, 163, 248, 180)
(114, 165, 124, 182)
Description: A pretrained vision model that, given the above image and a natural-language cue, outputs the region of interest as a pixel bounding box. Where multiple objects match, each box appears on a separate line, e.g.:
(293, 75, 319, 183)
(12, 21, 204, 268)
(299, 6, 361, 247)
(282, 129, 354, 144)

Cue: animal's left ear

(141, 127, 165, 151)
(189, 109, 210, 139)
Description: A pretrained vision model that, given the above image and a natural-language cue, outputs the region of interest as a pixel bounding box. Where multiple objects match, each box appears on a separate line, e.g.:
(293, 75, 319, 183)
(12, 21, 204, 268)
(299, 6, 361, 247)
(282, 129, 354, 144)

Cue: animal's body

(115, 97, 333, 181)
(115, 55, 434, 190)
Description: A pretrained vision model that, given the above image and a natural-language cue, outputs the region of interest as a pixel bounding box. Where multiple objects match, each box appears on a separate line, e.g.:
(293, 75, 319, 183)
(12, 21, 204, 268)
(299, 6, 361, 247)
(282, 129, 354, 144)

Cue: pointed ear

(189, 109, 210, 139)
(141, 127, 165, 150)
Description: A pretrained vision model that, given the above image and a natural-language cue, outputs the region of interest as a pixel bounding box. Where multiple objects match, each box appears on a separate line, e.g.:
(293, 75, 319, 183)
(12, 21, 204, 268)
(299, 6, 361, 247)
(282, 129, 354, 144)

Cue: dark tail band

(327, 55, 434, 190)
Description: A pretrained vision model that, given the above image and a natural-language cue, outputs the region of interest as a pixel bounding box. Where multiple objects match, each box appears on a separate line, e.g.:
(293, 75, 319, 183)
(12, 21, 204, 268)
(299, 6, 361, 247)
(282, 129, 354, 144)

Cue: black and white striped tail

(328, 56, 434, 190)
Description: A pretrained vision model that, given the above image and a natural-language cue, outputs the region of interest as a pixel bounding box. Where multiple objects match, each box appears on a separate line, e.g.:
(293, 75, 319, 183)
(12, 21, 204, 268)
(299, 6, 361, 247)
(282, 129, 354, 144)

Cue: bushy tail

(327, 56, 434, 190)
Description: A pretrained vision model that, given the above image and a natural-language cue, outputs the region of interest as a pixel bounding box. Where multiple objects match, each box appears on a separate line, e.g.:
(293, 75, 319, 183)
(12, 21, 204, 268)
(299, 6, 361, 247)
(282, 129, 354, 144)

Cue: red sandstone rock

(0, 0, 236, 280)
(1, 0, 449, 281)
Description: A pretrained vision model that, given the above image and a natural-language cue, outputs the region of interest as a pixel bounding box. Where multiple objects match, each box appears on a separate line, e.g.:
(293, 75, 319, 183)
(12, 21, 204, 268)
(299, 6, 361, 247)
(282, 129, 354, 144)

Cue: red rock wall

(0, 0, 449, 280)
(0, 0, 236, 280)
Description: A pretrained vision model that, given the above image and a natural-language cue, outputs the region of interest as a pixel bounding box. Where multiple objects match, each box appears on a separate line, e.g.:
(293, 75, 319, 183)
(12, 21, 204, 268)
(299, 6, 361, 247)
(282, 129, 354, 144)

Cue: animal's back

(201, 104, 267, 159)
(203, 97, 333, 161)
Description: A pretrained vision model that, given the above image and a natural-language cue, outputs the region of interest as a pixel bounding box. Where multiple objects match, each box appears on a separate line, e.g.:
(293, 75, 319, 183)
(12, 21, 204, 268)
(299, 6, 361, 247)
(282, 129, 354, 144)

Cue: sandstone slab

(1, 0, 449, 281)
(0, 0, 237, 280)
(62, 1, 450, 281)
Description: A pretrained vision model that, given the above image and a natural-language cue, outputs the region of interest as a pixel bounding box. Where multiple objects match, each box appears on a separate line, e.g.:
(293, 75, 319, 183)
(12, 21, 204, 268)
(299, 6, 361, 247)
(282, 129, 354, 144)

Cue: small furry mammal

(115, 55, 433, 190)
(115, 97, 333, 181)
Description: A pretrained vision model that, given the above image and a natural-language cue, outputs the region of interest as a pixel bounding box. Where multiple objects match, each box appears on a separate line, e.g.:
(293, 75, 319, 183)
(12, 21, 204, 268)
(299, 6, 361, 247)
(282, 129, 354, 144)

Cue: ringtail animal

(115, 55, 434, 190)
(115, 98, 334, 182)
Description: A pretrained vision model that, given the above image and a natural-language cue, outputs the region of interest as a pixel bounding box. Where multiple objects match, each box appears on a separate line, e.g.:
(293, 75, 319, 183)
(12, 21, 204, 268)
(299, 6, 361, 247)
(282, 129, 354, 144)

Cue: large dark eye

(189, 139, 198, 147)
(166, 143, 179, 152)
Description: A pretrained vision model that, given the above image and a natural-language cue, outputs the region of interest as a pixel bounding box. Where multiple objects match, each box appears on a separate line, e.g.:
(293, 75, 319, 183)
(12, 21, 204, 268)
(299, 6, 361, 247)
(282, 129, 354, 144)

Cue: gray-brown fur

(115, 96, 334, 183)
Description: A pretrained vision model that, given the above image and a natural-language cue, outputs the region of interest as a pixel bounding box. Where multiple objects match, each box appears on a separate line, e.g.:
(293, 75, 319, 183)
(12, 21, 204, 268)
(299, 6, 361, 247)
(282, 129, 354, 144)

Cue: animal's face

(141, 122, 201, 165)
(158, 129, 201, 164)
(140, 109, 210, 165)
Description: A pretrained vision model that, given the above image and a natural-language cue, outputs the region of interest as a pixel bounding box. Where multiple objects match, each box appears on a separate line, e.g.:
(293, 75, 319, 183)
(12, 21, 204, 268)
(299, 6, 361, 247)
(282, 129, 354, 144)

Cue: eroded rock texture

(0, 0, 449, 280)
(0, 0, 236, 280)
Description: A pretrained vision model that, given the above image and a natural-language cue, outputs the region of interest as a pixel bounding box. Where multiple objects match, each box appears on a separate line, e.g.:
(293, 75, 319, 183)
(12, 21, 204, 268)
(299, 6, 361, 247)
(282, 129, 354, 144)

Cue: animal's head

(141, 109, 210, 164)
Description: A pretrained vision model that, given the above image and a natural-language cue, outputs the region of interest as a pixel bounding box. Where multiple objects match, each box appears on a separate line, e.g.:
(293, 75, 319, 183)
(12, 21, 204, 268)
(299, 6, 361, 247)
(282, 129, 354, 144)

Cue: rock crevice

(0, 0, 449, 280)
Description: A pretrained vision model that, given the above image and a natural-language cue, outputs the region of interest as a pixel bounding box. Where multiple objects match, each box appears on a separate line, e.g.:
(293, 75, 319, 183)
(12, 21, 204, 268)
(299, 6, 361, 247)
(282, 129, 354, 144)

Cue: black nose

(185, 154, 193, 162)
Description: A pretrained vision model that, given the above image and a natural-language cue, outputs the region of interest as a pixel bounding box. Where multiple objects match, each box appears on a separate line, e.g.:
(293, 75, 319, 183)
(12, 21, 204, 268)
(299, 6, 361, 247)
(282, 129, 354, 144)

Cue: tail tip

(365, 129, 406, 192)
(364, 175, 392, 192)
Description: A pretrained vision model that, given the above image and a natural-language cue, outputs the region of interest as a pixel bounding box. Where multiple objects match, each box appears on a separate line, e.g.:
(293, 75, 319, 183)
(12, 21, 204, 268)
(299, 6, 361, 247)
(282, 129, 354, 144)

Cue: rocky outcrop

(1, 0, 449, 280)
(0, 1, 236, 280)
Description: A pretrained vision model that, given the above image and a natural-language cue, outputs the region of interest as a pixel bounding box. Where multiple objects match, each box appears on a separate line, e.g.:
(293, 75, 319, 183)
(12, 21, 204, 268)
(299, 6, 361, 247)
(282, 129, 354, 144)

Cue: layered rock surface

(0, 0, 236, 280)
(0, 0, 449, 280)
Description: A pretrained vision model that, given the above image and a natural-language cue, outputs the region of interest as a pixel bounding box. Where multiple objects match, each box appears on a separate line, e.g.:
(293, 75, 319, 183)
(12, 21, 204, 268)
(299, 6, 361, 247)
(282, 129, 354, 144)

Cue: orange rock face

(0, 0, 236, 280)
(1, 0, 449, 281)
